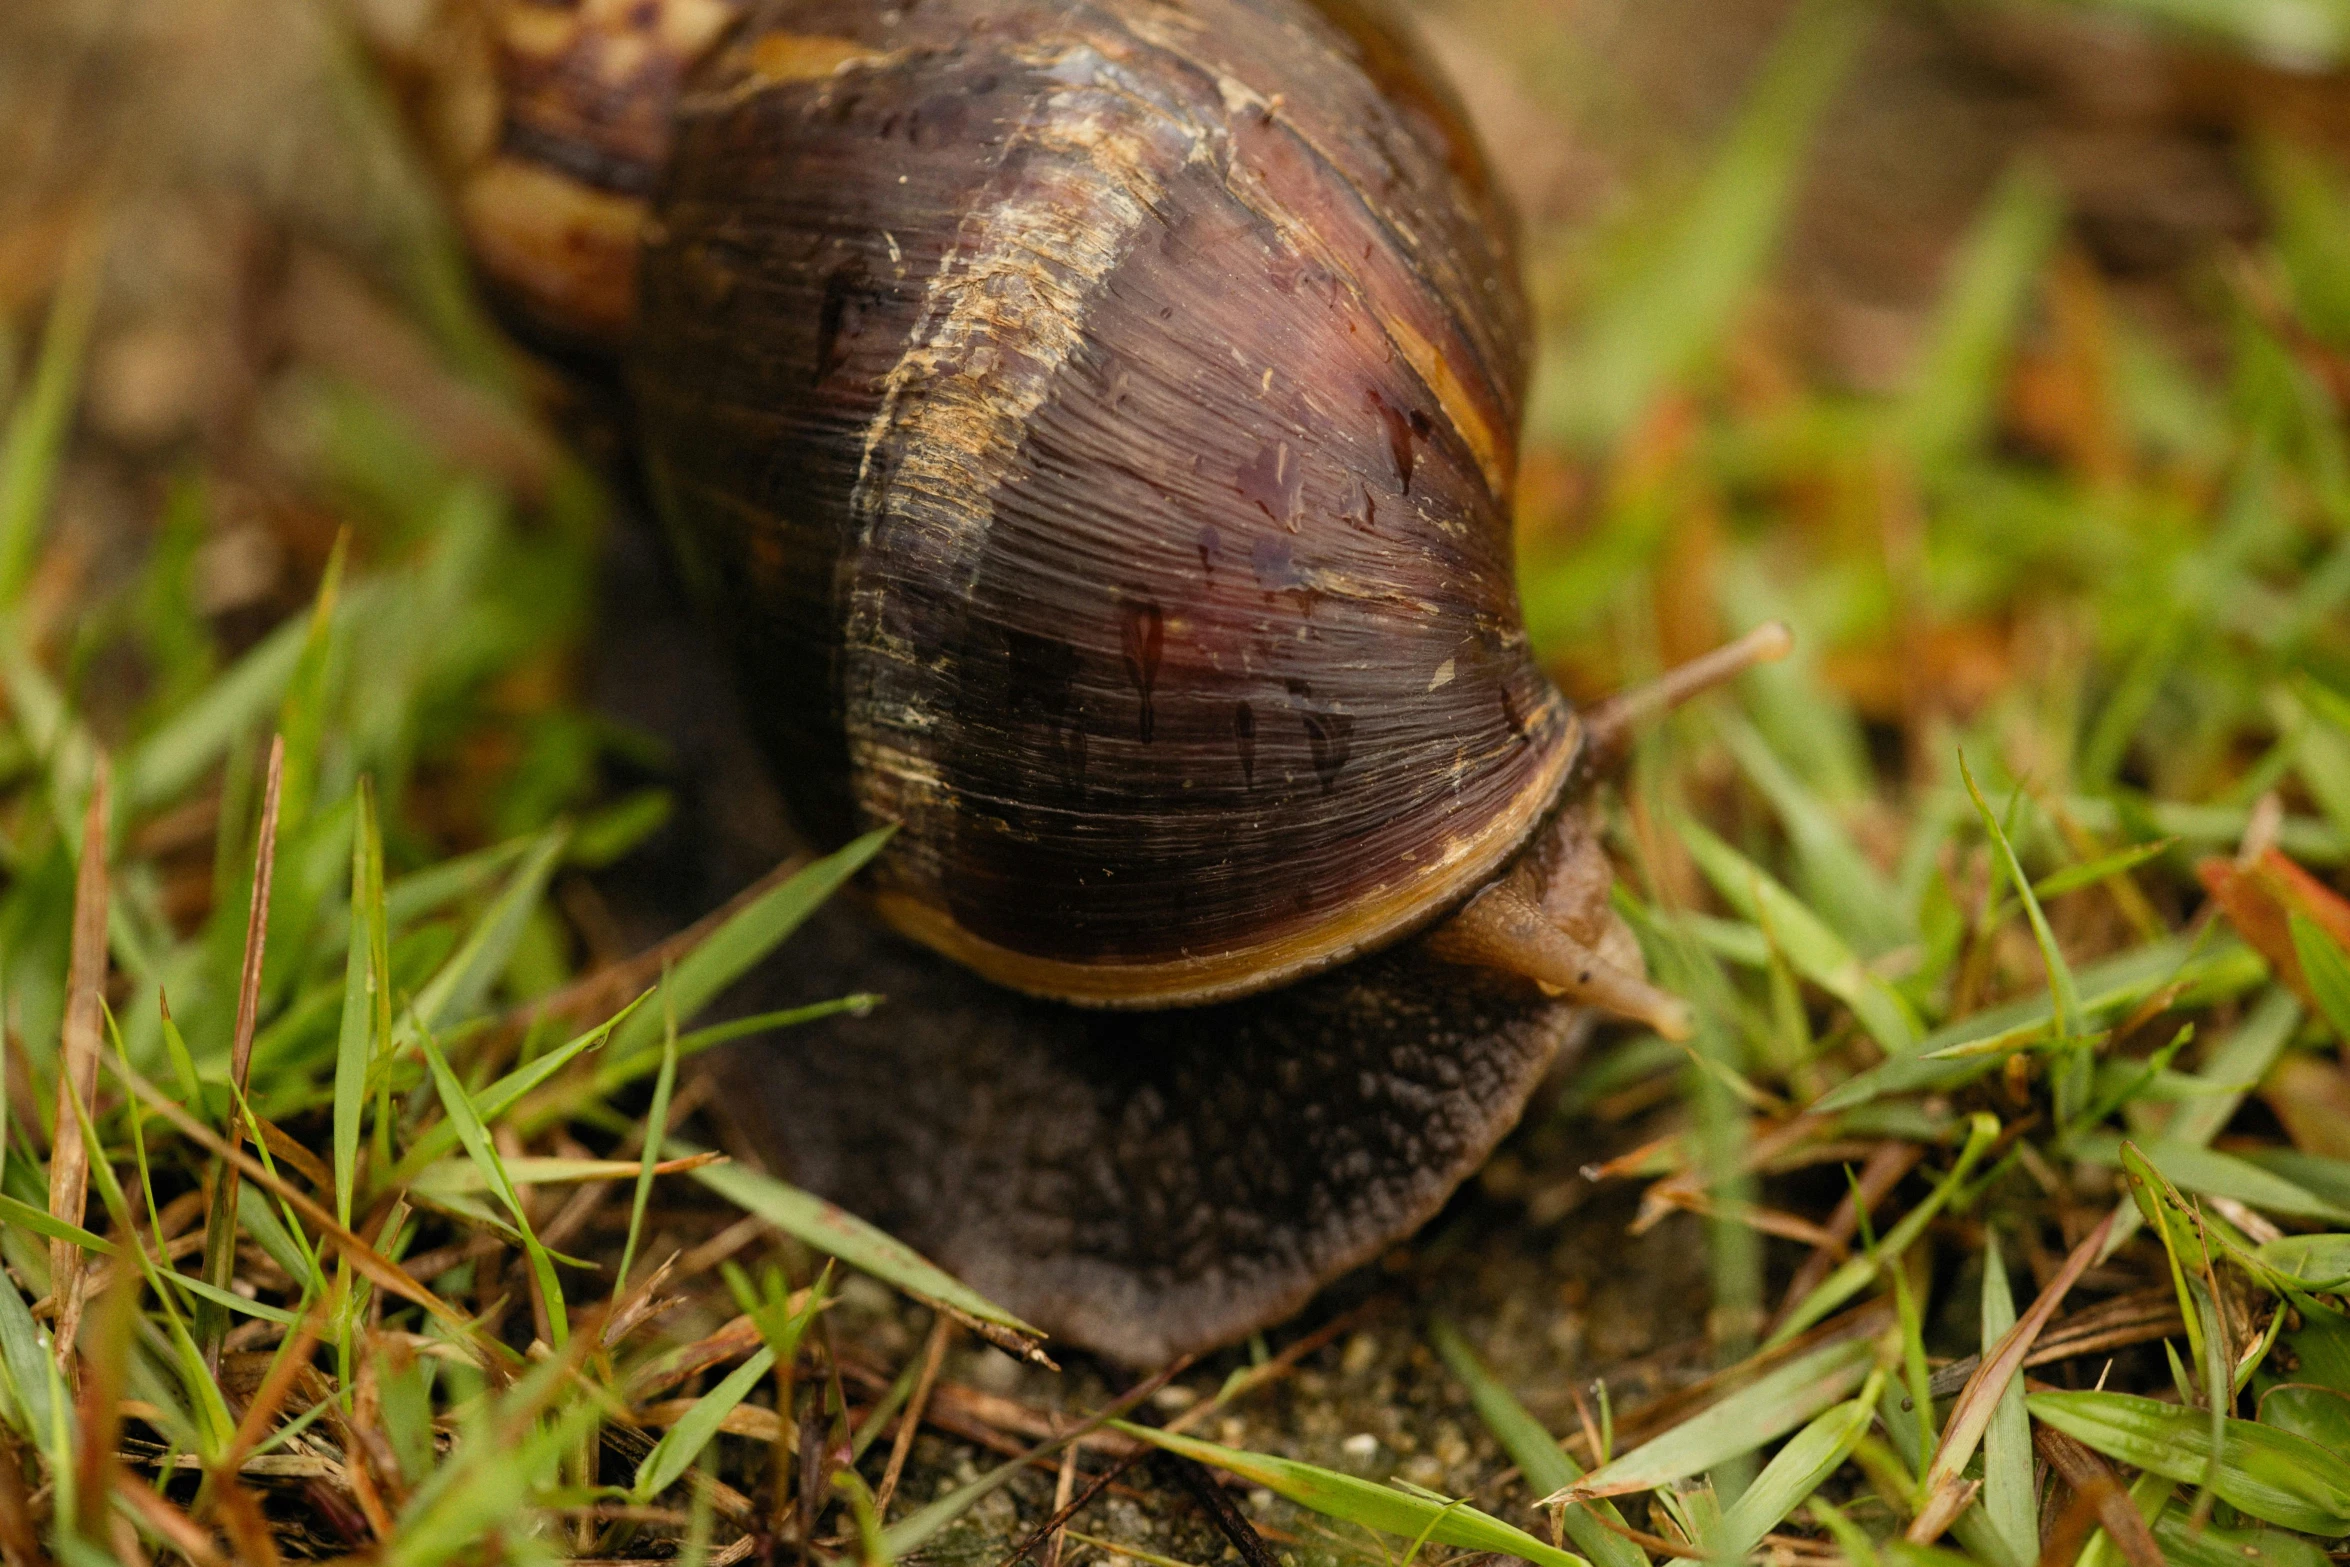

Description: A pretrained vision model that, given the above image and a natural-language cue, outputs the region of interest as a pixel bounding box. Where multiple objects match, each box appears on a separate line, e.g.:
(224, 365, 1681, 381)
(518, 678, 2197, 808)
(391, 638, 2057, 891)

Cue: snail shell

(628, 0, 1575, 1006)
(431, 0, 1704, 1360)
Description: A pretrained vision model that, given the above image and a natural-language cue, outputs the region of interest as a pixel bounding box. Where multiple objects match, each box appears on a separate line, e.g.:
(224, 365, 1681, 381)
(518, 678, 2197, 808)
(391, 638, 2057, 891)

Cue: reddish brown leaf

(200, 735, 283, 1370)
(115, 1480, 232, 1567)
(2033, 1425, 2162, 1567)
(2262, 1052, 2350, 1160)
(70, 1272, 137, 1537)
(213, 1476, 281, 1567)
(2197, 846, 2350, 1006)
(0, 1426, 42, 1567)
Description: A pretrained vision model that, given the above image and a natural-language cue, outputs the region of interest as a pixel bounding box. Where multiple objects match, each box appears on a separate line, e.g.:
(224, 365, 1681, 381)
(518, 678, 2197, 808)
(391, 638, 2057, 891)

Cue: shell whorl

(622, 0, 1568, 1006)
(427, 0, 746, 343)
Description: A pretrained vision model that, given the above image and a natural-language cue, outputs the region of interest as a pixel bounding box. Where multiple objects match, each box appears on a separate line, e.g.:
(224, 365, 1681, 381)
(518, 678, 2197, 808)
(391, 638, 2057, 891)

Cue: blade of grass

(1890, 1255, 1935, 1479)
(583, 995, 879, 1102)
(2288, 912, 2350, 1040)
(313, 832, 532, 948)
(334, 776, 387, 1229)
(2291, 679, 2350, 846)
(270, 532, 346, 835)
(634, 1343, 777, 1501)
(0, 1194, 109, 1256)
(389, 995, 645, 1181)
(1819, 935, 2261, 1111)
(1120, 1423, 1589, 1567)
(2152, 1507, 2327, 1567)
(1960, 751, 2087, 1116)
(1976, 1234, 2036, 1567)
(1427, 1316, 1644, 1567)
(2123, 1142, 2217, 1381)
(686, 1153, 1046, 1362)
(850, 1322, 931, 1465)
(0, 231, 103, 607)
(1914, 1212, 2113, 1538)
(2166, 986, 2301, 1148)
(1544, 1331, 1881, 1502)
(1807, 1497, 1883, 1567)
(607, 827, 893, 1061)
(0, 1268, 56, 1449)
(2080, 1135, 2350, 1222)
(1771, 1113, 2002, 1345)
(417, 1026, 567, 1347)
(1715, 711, 1908, 954)
(1677, 811, 1920, 1053)
(104, 1005, 168, 1291)
(1898, 162, 2065, 470)
(120, 607, 322, 815)
(1719, 1368, 1886, 1558)
(403, 823, 567, 1037)
(2026, 1391, 2350, 1536)
(407, 1153, 721, 1198)
(616, 980, 679, 1296)
(169, 1275, 298, 1328)
(2033, 838, 2180, 902)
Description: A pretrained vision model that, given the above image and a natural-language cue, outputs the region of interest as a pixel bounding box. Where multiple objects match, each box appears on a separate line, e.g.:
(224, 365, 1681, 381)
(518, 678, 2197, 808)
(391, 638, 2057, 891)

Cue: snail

(406, 0, 1791, 1362)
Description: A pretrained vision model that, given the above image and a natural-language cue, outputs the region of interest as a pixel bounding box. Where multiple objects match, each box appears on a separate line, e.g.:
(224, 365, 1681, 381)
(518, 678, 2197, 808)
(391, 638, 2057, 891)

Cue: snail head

(1421, 620, 1796, 1041)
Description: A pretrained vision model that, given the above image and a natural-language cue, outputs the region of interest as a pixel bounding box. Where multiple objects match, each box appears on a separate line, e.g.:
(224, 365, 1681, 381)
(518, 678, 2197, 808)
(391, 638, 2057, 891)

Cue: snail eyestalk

(1425, 883, 1695, 1040)
(1581, 620, 1795, 773)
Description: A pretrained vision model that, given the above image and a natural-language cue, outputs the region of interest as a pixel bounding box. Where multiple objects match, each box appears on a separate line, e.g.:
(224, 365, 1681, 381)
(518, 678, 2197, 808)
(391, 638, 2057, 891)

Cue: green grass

(7, 0, 2350, 1562)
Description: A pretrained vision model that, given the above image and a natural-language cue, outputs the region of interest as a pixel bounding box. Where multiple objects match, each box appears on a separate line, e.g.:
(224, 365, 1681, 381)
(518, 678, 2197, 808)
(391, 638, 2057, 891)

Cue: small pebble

(836, 1275, 894, 1316)
(966, 1345, 1021, 1393)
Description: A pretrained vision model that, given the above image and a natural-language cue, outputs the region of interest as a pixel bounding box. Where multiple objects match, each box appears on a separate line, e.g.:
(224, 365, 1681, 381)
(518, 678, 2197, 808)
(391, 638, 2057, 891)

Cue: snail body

(427, 0, 1770, 1358)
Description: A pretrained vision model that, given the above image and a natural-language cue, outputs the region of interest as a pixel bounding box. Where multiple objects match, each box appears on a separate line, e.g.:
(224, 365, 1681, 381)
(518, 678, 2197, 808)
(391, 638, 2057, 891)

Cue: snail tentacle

(1425, 881, 1694, 1040)
(1580, 619, 1796, 773)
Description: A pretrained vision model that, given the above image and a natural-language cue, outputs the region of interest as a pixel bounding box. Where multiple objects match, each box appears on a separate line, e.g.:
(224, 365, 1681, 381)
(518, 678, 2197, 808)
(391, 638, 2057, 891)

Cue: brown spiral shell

(622, 0, 1574, 1006)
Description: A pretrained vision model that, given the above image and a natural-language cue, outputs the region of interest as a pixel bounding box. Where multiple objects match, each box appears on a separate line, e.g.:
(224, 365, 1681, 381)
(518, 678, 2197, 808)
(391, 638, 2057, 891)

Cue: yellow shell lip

(870, 712, 1582, 1010)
